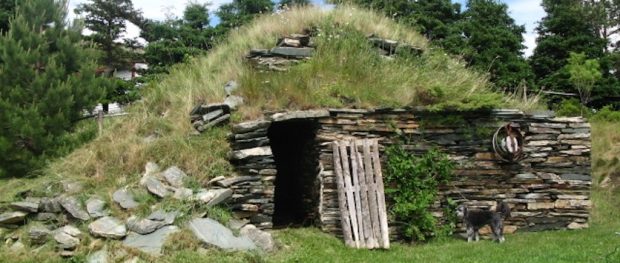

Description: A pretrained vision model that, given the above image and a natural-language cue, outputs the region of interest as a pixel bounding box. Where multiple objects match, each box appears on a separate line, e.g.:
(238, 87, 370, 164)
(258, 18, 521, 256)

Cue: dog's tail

(496, 201, 511, 219)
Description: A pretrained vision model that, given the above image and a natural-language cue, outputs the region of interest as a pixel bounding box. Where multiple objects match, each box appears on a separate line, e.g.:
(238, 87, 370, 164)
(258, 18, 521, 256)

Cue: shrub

(591, 106, 620, 122)
(385, 145, 454, 241)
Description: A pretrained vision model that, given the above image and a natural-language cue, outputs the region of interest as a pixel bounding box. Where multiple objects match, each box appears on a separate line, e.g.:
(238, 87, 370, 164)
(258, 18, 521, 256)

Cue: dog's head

(455, 205, 467, 219)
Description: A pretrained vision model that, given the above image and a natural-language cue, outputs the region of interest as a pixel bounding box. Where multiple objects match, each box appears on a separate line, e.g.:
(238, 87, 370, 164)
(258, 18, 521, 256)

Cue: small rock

(172, 188, 193, 200)
(39, 197, 62, 213)
(35, 212, 57, 221)
(123, 226, 179, 256)
(240, 224, 274, 251)
(60, 250, 75, 257)
(87, 248, 109, 263)
(62, 180, 84, 194)
(567, 222, 589, 230)
(86, 197, 108, 218)
(224, 96, 244, 111)
(0, 211, 28, 224)
(10, 200, 40, 213)
(144, 177, 170, 198)
(188, 218, 256, 251)
(127, 217, 162, 235)
(54, 226, 81, 250)
(29, 225, 51, 245)
(228, 219, 249, 231)
(9, 241, 25, 252)
(207, 176, 226, 185)
(162, 166, 188, 188)
(195, 188, 233, 207)
(113, 188, 139, 209)
(148, 210, 177, 225)
(144, 162, 160, 177)
(89, 216, 127, 239)
(59, 196, 91, 221)
(224, 80, 239, 96)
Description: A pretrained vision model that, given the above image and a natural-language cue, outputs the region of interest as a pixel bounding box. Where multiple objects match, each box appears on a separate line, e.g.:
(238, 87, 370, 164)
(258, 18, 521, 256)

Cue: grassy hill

(3, 6, 617, 263)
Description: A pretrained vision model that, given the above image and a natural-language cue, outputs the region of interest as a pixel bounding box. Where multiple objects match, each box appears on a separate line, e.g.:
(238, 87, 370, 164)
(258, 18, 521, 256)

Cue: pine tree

(0, 0, 15, 33)
(141, 3, 214, 71)
(0, 0, 104, 177)
(75, 0, 143, 69)
(529, 0, 607, 92)
(279, 0, 310, 9)
(459, 0, 534, 92)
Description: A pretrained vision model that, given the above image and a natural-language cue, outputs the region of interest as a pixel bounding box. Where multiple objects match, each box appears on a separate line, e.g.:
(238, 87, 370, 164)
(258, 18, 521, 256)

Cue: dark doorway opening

(268, 120, 319, 228)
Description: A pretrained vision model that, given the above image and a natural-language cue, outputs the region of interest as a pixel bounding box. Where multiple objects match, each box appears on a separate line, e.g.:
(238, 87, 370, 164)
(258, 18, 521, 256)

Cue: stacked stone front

(228, 109, 592, 236)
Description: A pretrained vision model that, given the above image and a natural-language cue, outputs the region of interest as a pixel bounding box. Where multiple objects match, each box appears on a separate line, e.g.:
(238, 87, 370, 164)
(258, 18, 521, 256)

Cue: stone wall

(227, 109, 592, 236)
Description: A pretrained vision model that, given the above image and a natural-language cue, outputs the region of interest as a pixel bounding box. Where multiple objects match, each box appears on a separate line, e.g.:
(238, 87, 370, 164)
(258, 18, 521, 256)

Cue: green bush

(385, 145, 454, 241)
(554, 98, 590, 117)
(591, 106, 620, 122)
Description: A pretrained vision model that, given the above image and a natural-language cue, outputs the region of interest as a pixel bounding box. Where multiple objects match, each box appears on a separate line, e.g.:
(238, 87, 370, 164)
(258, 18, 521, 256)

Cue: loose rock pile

(367, 34, 424, 58)
(0, 163, 275, 259)
(247, 33, 315, 72)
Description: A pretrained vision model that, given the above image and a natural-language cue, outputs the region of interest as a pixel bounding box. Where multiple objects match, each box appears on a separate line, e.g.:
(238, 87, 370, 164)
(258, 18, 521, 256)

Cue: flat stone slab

(215, 176, 261, 187)
(188, 218, 256, 251)
(127, 210, 177, 235)
(54, 225, 81, 250)
(162, 166, 188, 188)
(270, 109, 330, 122)
(144, 177, 170, 198)
(29, 225, 51, 245)
(123, 225, 179, 256)
(172, 188, 193, 200)
(195, 189, 233, 207)
(113, 189, 139, 209)
(59, 196, 91, 221)
(232, 120, 271, 133)
(230, 147, 272, 160)
(240, 224, 275, 252)
(270, 47, 314, 58)
(89, 216, 127, 239)
(87, 248, 109, 263)
(86, 197, 108, 218)
(10, 201, 39, 213)
(0, 211, 28, 224)
(39, 197, 62, 213)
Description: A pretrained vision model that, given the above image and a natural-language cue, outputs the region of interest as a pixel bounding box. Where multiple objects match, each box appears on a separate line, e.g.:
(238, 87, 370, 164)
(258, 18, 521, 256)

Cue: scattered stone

(240, 224, 275, 252)
(127, 210, 177, 235)
(62, 180, 84, 194)
(567, 222, 589, 230)
(9, 241, 25, 252)
(39, 197, 62, 213)
(87, 248, 109, 263)
(123, 226, 179, 256)
(148, 210, 177, 225)
(89, 216, 127, 239)
(54, 225, 81, 250)
(10, 200, 40, 213)
(228, 219, 250, 231)
(29, 225, 51, 245)
(207, 176, 226, 185)
(0, 211, 28, 225)
(86, 197, 108, 218)
(224, 96, 244, 110)
(144, 162, 160, 177)
(59, 196, 91, 221)
(35, 212, 58, 222)
(195, 189, 233, 207)
(144, 177, 170, 198)
(172, 187, 193, 200)
(188, 218, 256, 250)
(224, 80, 239, 96)
(162, 166, 187, 188)
(113, 188, 139, 209)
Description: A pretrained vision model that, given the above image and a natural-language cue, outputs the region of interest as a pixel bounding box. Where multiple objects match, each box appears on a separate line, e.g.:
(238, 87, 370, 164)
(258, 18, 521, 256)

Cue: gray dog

(456, 201, 511, 243)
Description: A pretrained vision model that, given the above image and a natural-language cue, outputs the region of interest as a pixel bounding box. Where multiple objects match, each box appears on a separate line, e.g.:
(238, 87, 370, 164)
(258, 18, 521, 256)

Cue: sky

(67, 0, 545, 56)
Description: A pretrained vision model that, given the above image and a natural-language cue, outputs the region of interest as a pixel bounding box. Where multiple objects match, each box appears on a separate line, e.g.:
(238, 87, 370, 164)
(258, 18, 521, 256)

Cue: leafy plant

(385, 145, 454, 241)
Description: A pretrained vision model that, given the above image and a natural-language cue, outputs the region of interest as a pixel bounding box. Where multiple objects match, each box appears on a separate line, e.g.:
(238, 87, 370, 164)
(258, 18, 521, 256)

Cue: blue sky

(68, 0, 544, 56)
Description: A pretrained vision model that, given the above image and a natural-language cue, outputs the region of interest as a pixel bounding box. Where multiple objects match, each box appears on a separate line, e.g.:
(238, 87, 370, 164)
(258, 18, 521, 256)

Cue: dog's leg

(492, 220, 504, 243)
(474, 229, 480, 242)
(466, 225, 474, 243)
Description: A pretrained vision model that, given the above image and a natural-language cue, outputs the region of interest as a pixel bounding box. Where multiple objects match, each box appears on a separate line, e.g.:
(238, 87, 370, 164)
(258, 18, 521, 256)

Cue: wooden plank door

(332, 139, 390, 249)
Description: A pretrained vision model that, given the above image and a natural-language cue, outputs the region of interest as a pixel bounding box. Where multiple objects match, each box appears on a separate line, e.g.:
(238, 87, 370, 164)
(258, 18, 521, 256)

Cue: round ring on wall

(492, 123, 525, 162)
